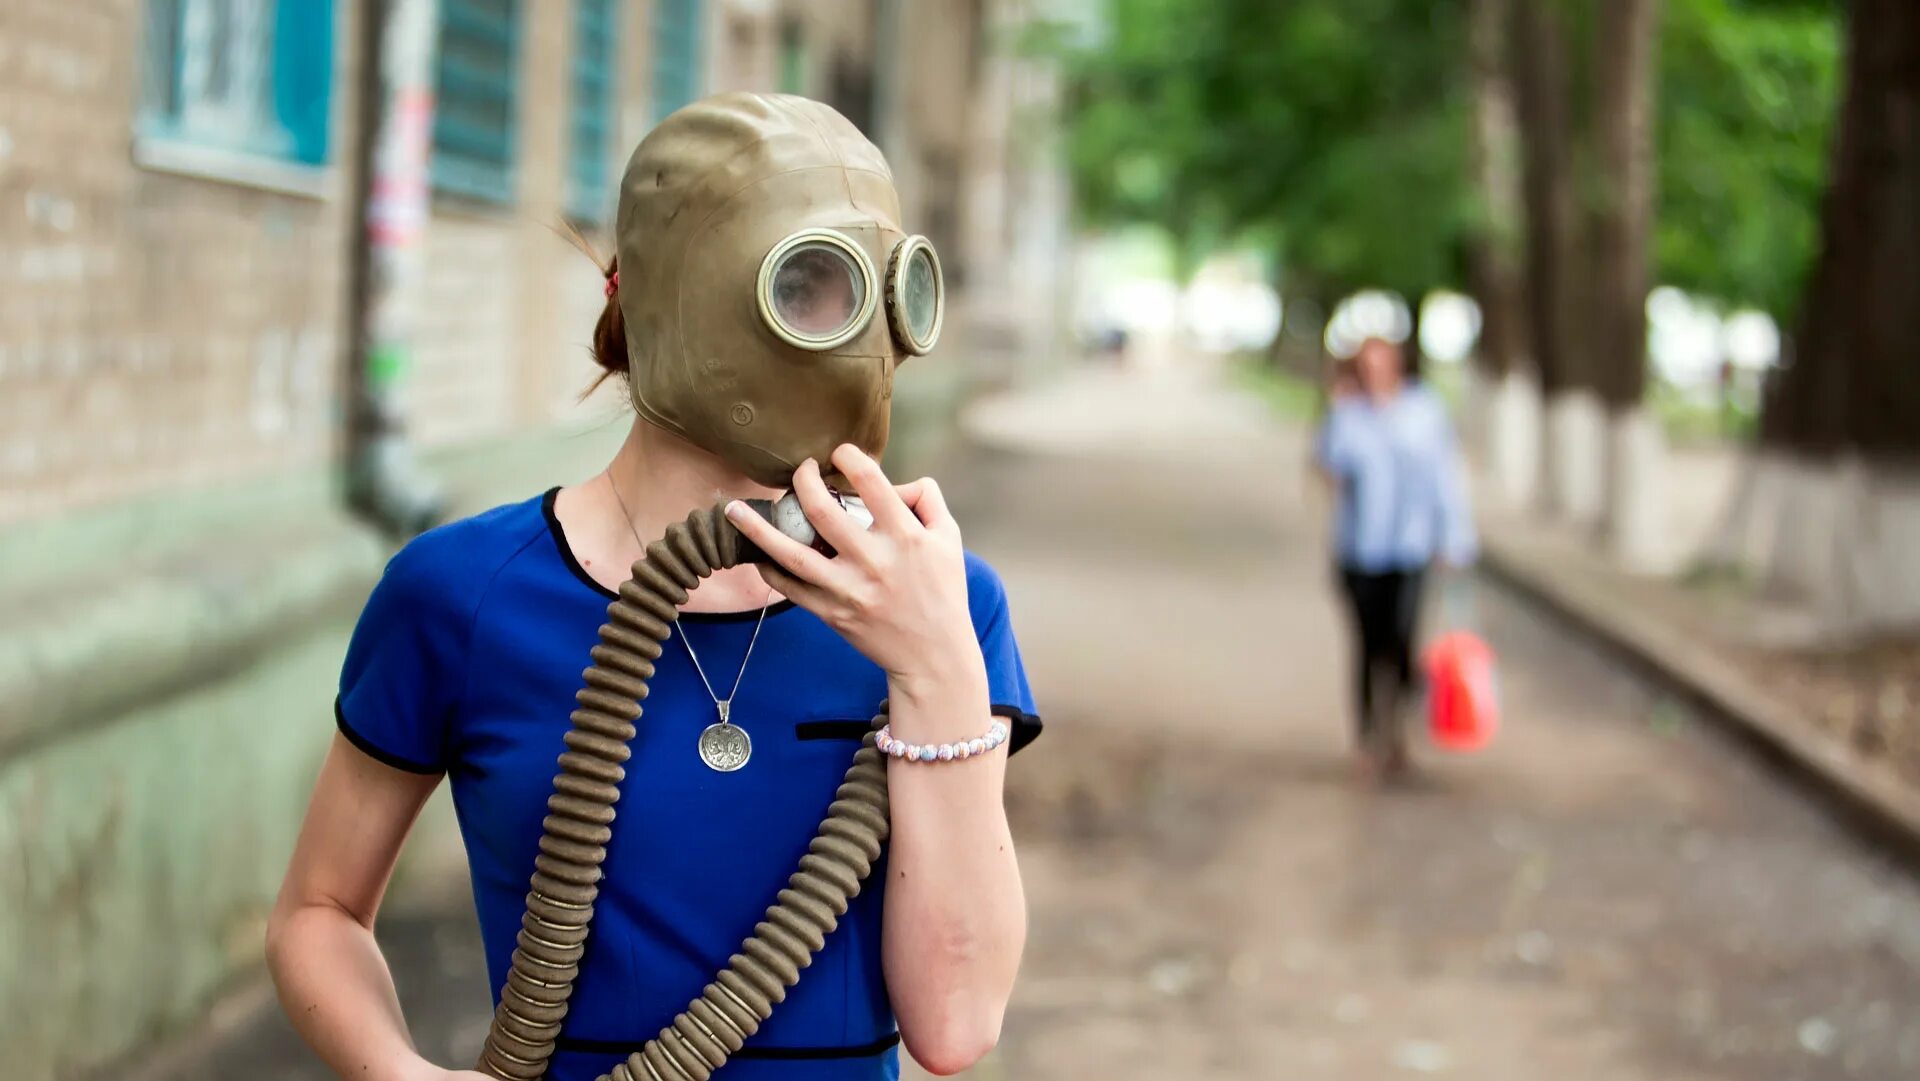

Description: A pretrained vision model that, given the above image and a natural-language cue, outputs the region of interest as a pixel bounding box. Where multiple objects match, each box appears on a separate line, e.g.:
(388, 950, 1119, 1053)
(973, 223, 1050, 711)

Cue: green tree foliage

(1656, 0, 1839, 318)
(1052, 0, 1838, 324)
(1054, 0, 1472, 300)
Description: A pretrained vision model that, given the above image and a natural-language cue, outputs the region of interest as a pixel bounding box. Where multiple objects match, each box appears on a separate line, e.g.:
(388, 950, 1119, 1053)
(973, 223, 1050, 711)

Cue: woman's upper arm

(287, 532, 471, 923)
(276, 733, 442, 926)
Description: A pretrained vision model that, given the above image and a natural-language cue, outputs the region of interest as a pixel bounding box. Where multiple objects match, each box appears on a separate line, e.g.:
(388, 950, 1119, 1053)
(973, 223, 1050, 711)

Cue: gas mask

(614, 92, 945, 488)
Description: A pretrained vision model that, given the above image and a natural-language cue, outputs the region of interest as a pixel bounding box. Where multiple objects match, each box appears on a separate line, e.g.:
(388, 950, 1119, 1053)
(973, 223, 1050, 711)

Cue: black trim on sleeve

(555, 1031, 900, 1060)
(334, 697, 444, 775)
(992, 703, 1043, 755)
(802, 711, 1039, 750)
(795, 719, 876, 741)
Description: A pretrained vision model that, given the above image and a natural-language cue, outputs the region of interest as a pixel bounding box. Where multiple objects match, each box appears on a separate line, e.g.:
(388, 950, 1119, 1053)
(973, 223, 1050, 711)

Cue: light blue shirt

(1316, 383, 1477, 572)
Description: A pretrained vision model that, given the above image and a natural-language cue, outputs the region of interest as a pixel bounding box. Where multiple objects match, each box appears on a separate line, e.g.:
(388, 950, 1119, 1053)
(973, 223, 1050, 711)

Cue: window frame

(565, 0, 620, 223)
(134, 0, 339, 197)
(651, 0, 706, 124)
(431, 0, 523, 206)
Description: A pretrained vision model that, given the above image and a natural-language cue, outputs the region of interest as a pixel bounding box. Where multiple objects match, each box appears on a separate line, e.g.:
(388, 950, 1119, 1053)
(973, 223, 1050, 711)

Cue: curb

(1479, 537, 1920, 866)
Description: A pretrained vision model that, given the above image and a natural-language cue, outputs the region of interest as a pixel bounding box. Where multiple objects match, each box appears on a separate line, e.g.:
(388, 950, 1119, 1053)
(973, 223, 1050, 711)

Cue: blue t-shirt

(335, 490, 1040, 1081)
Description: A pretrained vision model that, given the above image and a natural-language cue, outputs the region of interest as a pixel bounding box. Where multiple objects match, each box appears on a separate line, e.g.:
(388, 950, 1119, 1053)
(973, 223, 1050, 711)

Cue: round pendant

(698, 722, 752, 772)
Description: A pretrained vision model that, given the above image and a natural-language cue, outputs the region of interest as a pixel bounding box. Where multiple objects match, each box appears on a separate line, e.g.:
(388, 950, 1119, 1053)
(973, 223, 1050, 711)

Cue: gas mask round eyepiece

(756, 229, 946, 357)
(885, 235, 945, 355)
(757, 228, 880, 351)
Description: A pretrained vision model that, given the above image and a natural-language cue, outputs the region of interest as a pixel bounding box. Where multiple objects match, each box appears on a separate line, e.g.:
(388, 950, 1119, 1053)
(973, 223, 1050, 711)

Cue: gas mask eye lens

(758, 229, 878, 351)
(885, 236, 944, 355)
(904, 252, 938, 340)
(773, 245, 863, 335)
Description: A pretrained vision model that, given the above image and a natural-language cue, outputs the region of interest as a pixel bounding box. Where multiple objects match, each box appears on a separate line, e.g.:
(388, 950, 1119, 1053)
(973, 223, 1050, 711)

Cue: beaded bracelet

(876, 719, 1010, 763)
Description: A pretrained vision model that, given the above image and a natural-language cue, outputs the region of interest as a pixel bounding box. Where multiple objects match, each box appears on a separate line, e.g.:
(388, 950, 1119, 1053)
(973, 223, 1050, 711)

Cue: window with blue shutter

(433, 0, 521, 203)
(652, 0, 705, 123)
(567, 0, 619, 222)
(137, 0, 336, 182)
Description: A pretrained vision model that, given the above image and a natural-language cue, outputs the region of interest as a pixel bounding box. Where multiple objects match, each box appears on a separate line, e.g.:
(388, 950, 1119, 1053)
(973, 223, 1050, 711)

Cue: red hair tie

(604, 271, 619, 298)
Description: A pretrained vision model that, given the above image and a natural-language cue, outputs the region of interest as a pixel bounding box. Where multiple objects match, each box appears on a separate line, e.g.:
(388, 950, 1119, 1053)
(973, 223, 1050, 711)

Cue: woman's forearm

(880, 666, 1027, 1075)
(267, 901, 438, 1081)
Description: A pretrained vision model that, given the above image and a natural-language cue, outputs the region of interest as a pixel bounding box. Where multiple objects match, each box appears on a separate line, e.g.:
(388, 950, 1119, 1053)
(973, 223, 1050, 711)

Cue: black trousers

(1337, 566, 1427, 743)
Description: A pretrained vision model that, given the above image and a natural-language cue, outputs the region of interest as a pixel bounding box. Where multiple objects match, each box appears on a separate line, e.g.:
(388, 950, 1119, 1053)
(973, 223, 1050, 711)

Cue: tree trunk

(1405, 298, 1425, 382)
(1465, 0, 1539, 504)
(1587, 0, 1664, 566)
(1781, 0, 1920, 462)
(1512, 0, 1576, 400)
(1515, 0, 1604, 524)
(1588, 0, 1660, 411)
(1465, 0, 1526, 382)
(1750, 0, 1920, 630)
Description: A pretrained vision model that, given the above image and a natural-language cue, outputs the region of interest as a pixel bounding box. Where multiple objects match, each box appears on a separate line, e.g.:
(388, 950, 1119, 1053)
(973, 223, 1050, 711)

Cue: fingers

(793, 458, 875, 563)
(724, 499, 842, 588)
(754, 562, 835, 615)
(892, 478, 929, 506)
(829, 444, 914, 531)
(896, 476, 954, 530)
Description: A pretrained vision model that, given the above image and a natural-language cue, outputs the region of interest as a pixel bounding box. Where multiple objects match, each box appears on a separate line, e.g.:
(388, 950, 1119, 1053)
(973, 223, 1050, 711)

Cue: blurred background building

(0, 2, 1066, 1076)
(0, 0, 1068, 522)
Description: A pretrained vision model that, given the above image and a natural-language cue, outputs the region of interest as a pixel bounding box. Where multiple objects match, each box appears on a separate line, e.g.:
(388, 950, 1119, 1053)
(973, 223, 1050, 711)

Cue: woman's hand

(725, 444, 985, 706)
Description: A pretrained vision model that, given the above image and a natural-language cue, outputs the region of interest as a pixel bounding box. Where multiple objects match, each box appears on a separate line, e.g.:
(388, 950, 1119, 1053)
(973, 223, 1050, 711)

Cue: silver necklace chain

(672, 603, 770, 724)
(604, 473, 772, 766)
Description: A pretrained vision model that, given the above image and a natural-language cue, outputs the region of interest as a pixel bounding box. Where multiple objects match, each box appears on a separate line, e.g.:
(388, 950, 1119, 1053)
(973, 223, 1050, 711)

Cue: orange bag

(1423, 629, 1499, 751)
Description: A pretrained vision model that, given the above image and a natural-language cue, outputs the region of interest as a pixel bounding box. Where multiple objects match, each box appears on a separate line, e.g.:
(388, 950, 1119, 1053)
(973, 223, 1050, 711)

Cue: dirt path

(948, 361, 1920, 1080)
(141, 361, 1920, 1080)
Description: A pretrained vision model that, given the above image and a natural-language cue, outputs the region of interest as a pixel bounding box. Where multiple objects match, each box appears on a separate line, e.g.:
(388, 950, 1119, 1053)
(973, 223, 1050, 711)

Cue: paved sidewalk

(960, 360, 1920, 1080)
(1479, 507, 1920, 863)
(133, 359, 1920, 1081)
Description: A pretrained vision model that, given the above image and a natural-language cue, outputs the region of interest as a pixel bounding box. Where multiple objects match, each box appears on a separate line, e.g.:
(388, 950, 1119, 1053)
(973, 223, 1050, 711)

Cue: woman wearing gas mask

(266, 94, 1039, 1081)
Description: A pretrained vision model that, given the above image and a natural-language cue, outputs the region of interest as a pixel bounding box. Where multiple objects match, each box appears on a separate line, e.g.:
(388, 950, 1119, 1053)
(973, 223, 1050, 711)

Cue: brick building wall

(0, 1, 359, 526)
(0, 4, 1067, 1075)
(0, 0, 1063, 529)
(0, 1, 644, 528)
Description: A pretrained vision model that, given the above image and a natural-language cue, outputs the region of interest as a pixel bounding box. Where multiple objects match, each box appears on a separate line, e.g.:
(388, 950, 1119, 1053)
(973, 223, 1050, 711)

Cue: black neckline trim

(555, 1031, 900, 1060)
(542, 487, 798, 623)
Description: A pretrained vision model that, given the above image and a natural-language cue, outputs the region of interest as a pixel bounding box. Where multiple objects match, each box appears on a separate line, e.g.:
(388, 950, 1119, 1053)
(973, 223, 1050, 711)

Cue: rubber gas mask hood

(614, 93, 944, 487)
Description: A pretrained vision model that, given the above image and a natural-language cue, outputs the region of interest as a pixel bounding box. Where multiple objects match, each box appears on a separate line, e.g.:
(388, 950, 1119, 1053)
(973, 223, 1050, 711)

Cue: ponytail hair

(555, 220, 629, 397)
(589, 254, 628, 392)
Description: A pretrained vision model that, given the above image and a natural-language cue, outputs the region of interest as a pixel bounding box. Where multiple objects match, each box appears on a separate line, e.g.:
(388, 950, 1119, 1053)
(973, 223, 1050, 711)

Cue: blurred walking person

(1315, 337, 1476, 780)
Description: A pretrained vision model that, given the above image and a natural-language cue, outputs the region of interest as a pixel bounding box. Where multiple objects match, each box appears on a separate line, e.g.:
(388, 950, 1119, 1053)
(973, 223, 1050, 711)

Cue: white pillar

(1546, 388, 1607, 525)
(1489, 367, 1543, 508)
(1605, 404, 1664, 570)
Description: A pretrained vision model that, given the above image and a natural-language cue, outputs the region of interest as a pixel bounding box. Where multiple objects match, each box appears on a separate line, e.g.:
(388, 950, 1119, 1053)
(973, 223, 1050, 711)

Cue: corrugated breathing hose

(475, 497, 892, 1081)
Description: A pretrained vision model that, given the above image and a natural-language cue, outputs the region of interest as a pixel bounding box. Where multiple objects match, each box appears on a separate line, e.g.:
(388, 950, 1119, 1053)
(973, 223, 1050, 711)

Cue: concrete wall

(0, 4, 1068, 1077)
(0, 422, 625, 1081)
